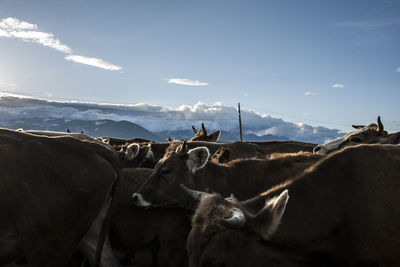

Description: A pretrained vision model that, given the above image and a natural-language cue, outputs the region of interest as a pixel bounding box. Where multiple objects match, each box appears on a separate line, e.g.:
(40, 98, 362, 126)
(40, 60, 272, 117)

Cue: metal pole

(238, 103, 243, 142)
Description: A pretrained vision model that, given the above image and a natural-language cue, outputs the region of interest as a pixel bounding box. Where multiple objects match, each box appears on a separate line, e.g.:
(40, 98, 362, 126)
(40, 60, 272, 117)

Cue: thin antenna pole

(238, 102, 243, 142)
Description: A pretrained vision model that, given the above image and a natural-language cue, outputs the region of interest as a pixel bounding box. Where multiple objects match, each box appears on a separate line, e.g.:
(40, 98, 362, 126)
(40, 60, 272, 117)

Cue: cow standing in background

(313, 116, 400, 154)
(189, 123, 221, 142)
(186, 144, 400, 267)
(250, 140, 317, 155)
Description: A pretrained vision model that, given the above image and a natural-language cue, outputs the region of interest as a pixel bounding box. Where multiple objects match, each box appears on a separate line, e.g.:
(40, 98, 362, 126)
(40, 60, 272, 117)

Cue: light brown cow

(187, 144, 400, 267)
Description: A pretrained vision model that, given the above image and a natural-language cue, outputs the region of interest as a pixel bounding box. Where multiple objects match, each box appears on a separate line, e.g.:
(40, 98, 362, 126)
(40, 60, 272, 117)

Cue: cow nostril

(313, 146, 321, 153)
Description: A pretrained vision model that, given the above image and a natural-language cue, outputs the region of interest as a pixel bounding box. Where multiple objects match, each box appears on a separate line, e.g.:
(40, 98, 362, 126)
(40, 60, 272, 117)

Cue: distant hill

(156, 130, 289, 142)
(1, 118, 163, 141)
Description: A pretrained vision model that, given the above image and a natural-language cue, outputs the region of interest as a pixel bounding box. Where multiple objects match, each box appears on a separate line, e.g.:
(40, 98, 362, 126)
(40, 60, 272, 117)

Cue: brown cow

(190, 123, 221, 142)
(0, 128, 121, 267)
(132, 141, 323, 209)
(187, 144, 400, 267)
(109, 168, 189, 267)
(250, 140, 317, 155)
(313, 116, 400, 154)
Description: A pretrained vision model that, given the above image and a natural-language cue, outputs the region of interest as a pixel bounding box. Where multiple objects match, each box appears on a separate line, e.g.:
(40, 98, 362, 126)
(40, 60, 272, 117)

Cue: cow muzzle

(131, 193, 152, 208)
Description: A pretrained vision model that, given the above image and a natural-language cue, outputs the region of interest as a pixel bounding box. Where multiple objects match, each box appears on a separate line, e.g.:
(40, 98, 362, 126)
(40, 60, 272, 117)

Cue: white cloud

(167, 78, 209, 86)
(0, 18, 72, 53)
(397, 67, 400, 72)
(332, 83, 344, 88)
(0, 17, 37, 30)
(305, 91, 316, 96)
(64, 55, 122, 71)
(0, 17, 122, 71)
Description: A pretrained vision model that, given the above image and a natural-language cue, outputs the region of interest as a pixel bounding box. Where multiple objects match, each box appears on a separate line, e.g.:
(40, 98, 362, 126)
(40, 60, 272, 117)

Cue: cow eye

(161, 168, 172, 175)
(350, 136, 363, 143)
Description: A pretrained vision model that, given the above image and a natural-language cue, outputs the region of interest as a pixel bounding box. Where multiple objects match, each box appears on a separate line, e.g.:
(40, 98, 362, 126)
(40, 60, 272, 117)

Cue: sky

(0, 0, 399, 133)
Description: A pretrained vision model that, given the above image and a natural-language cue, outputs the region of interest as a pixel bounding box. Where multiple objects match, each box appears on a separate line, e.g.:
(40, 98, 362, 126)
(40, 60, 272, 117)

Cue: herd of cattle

(1, 117, 400, 267)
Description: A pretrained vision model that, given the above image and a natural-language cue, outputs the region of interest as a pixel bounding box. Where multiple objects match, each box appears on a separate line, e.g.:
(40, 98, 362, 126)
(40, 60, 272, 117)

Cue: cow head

(117, 142, 155, 168)
(132, 141, 210, 208)
(186, 189, 289, 267)
(210, 146, 231, 164)
(313, 116, 389, 154)
(190, 123, 221, 142)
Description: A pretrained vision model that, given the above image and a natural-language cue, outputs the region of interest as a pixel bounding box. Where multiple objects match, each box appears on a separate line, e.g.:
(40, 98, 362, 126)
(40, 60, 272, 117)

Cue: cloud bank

(167, 78, 209, 86)
(0, 93, 344, 143)
(0, 17, 121, 71)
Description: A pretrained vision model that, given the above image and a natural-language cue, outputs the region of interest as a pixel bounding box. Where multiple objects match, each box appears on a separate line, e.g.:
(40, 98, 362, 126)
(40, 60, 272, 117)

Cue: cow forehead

(344, 127, 366, 139)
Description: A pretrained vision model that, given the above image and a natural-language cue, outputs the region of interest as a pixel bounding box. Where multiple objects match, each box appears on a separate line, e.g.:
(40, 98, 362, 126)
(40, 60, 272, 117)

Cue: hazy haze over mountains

(0, 93, 344, 143)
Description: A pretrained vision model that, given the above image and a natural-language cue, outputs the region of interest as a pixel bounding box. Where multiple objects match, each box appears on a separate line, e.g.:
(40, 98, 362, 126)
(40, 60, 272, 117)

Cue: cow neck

(190, 161, 235, 197)
(260, 156, 347, 255)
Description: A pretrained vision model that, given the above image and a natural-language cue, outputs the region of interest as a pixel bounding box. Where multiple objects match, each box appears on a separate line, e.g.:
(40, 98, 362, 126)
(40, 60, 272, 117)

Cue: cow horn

(179, 184, 208, 201)
(377, 116, 384, 133)
(201, 123, 207, 135)
(177, 140, 188, 153)
(192, 125, 198, 133)
(220, 208, 246, 229)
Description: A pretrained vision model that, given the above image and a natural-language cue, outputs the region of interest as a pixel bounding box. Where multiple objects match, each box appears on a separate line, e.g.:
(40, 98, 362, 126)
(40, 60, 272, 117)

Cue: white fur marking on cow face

(316, 127, 366, 154)
(262, 190, 289, 239)
(187, 147, 210, 174)
(126, 143, 140, 160)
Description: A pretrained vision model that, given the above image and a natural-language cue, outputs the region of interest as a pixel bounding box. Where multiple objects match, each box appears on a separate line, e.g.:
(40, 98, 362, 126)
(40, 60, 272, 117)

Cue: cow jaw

(187, 147, 210, 174)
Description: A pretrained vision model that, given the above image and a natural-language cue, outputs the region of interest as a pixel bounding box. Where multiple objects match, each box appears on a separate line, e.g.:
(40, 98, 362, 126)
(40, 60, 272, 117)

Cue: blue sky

(0, 0, 399, 132)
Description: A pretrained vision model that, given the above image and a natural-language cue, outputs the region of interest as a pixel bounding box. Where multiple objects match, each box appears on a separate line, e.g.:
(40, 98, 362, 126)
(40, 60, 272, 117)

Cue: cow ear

(208, 130, 221, 142)
(250, 190, 289, 239)
(144, 144, 154, 160)
(211, 147, 230, 164)
(125, 143, 140, 160)
(192, 125, 198, 133)
(187, 147, 210, 174)
(352, 125, 365, 129)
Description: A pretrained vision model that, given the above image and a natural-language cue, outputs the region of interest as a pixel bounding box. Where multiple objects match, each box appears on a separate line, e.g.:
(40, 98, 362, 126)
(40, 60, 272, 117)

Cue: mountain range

(0, 93, 343, 143)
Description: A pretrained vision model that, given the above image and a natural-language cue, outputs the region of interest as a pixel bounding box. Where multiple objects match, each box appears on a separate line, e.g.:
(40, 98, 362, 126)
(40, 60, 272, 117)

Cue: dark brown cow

(187, 144, 400, 267)
(0, 128, 121, 267)
(313, 116, 400, 154)
(110, 168, 189, 267)
(132, 141, 323, 209)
